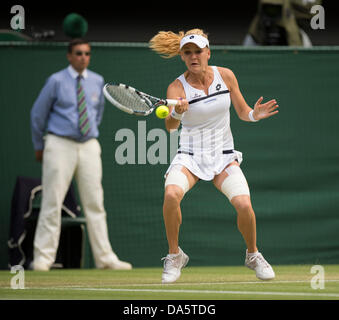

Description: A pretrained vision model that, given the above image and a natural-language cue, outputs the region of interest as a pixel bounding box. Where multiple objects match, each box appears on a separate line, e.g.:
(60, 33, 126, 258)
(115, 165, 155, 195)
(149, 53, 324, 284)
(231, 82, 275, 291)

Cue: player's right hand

(175, 97, 189, 114)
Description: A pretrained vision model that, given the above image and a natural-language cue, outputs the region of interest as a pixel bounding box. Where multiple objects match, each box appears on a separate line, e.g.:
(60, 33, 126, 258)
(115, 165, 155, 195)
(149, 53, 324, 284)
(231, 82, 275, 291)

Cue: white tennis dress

(166, 66, 243, 181)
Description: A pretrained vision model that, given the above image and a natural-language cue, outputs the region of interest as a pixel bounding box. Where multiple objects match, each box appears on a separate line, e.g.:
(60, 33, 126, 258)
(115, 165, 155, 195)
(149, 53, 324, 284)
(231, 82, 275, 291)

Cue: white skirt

(165, 149, 243, 181)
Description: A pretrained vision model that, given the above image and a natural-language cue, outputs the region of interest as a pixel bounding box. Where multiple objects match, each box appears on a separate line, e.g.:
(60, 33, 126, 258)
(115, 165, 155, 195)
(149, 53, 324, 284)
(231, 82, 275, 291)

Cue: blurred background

(1, 0, 339, 271)
(0, 0, 338, 45)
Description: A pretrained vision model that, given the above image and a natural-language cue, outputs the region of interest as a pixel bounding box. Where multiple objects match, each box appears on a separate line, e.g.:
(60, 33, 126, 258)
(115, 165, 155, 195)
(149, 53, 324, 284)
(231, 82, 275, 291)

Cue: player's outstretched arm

(219, 67, 279, 122)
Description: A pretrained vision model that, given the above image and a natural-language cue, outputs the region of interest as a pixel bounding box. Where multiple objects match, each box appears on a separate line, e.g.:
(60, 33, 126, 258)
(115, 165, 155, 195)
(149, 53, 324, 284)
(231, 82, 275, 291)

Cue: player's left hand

(253, 97, 279, 120)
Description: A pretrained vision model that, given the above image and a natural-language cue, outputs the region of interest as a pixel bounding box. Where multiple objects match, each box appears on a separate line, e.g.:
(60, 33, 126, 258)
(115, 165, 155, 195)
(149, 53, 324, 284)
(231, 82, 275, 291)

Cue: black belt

(222, 150, 234, 154)
(178, 149, 234, 156)
(177, 150, 194, 156)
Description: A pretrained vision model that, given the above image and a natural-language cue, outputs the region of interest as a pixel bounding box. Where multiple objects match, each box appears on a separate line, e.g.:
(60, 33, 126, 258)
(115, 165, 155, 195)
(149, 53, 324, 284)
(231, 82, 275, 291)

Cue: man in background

(30, 38, 132, 271)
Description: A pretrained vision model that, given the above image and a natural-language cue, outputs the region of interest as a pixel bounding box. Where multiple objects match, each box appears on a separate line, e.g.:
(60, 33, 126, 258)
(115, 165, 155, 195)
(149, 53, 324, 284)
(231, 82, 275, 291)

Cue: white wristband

(249, 110, 259, 122)
(171, 109, 183, 121)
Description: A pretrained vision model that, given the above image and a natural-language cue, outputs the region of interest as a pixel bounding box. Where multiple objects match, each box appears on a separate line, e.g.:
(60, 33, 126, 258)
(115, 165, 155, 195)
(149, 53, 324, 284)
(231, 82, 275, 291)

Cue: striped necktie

(77, 75, 90, 136)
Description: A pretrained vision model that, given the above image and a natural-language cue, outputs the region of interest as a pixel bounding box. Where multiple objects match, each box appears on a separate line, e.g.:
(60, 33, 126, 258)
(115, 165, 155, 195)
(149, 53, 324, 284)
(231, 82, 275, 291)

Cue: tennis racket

(103, 83, 178, 116)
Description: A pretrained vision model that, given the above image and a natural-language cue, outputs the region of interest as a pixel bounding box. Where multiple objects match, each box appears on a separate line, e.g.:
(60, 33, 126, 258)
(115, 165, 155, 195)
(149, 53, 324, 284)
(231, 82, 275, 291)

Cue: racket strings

(106, 85, 151, 113)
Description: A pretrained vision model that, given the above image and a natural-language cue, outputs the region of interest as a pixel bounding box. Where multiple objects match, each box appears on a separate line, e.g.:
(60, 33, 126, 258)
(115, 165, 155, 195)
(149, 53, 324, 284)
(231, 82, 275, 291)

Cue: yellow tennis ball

(155, 105, 169, 119)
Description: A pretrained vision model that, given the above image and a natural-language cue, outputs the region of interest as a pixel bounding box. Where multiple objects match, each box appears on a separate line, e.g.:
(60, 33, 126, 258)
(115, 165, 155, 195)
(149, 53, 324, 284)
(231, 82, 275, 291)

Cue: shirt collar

(67, 65, 88, 79)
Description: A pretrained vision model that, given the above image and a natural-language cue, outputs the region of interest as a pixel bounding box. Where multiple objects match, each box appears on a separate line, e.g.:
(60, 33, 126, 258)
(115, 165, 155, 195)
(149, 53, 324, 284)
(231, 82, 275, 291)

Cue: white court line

(5, 280, 338, 291)
(52, 287, 339, 298)
(107, 279, 339, 287)
(57, 279, 339, 288)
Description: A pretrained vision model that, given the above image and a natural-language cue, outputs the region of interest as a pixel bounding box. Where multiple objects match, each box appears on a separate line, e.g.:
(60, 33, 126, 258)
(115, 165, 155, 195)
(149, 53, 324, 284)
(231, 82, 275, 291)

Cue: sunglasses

(75, 51, 91, 56)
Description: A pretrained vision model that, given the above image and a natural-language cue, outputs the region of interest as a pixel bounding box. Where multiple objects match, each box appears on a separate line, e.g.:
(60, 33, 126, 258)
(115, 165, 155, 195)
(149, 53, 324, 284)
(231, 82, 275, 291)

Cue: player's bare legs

(161, 167, 198, 283)
(213, 161, 257, 252)
(214, 161, 274, 280)
(231, 195, 257, 253)
(163, 185, 184, 254)
(163, 167, 199, 254)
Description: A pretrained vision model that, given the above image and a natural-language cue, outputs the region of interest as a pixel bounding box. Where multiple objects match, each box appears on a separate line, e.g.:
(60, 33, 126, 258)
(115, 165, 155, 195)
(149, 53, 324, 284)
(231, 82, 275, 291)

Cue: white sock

(168, 248, 181, 258)
(247, 250, 259, 257)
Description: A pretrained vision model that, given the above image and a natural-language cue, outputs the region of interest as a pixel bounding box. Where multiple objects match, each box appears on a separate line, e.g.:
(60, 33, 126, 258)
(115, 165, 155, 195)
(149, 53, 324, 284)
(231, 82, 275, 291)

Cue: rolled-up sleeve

(30, 76, 56, 150)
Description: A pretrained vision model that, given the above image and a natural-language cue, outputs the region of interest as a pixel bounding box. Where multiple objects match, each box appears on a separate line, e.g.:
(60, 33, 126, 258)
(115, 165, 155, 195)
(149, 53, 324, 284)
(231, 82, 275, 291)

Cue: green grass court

(1, 265, 339, 300)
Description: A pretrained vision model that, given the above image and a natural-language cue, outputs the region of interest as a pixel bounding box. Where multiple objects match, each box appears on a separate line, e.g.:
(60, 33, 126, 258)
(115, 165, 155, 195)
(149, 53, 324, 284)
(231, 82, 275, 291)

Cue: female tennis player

(150, 29, 279, 283)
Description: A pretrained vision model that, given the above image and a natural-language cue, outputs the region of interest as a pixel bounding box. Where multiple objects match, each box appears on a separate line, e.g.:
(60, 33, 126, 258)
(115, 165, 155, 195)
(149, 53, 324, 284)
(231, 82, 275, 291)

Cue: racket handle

(166, 99, 178, 107)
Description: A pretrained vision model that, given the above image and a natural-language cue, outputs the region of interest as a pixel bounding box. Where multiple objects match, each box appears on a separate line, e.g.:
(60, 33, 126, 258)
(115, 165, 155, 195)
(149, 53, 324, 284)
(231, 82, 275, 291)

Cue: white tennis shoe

(104, 259, 132, 270)
(245, 250, 275, 280)
(161, 247, 189, 284)
(32, 260, 50, 271)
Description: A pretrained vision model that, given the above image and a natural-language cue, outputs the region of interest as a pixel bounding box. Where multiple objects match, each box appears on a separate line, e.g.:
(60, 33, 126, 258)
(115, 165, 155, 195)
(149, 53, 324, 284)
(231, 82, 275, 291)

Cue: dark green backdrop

(1, 43, 338, 269)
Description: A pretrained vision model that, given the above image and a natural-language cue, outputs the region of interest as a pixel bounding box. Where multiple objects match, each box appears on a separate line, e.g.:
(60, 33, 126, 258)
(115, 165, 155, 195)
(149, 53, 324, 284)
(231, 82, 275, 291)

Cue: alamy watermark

(310, 265, 325, 290)
(10, 265, 25, 289)
(10, 5, 25, 30)
(310, 5, 325, 30)
(113, 120, 233, 165)
(114, 121, 178, 165)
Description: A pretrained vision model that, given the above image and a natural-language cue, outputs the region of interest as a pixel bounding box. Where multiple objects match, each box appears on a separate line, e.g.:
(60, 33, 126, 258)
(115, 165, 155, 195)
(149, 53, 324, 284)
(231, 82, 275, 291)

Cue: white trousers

(33, 134, 119, 268)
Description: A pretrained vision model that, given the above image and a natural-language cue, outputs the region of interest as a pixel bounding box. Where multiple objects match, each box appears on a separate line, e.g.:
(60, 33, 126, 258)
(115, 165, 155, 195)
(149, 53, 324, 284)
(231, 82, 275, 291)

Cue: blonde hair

(149, 28, 208, 59)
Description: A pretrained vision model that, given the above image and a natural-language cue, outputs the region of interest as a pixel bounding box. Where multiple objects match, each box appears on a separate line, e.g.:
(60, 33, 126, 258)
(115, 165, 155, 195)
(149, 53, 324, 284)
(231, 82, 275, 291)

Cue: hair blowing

(149, 29, 208, 59)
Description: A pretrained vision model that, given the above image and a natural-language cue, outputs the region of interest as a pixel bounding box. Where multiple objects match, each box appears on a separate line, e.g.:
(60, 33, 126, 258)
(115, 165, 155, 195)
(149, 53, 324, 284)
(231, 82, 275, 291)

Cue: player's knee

(231, 195, 252, 213)
(220, 165, 250, 202)
(164, 185, 184, 205)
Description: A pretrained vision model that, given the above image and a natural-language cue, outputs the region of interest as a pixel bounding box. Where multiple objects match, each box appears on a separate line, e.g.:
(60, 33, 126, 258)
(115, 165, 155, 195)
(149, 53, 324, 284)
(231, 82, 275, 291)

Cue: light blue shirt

(31, 65, 105, 150)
